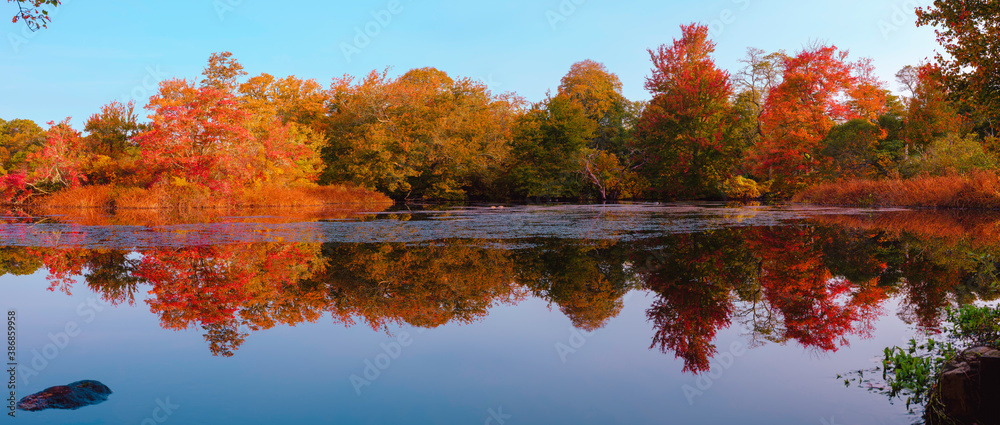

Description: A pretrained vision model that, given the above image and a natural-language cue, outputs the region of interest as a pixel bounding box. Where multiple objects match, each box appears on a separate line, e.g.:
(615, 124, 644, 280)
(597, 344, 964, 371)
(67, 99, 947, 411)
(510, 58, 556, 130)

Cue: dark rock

(16, 380, 112, 412)
(929, 347, 1000, 424)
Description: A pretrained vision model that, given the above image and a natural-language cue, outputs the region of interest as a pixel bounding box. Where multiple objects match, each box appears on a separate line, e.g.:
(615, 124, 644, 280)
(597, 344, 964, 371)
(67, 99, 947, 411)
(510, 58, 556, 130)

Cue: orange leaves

(750, 44, 888, 195)
(903, 64, 967, 149)
(324, 66, 521, 199)
(558, 59, 625, 123)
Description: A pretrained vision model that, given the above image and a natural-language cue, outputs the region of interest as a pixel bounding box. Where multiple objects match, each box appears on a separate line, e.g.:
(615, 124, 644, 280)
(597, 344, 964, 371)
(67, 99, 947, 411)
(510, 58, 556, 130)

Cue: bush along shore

(792, 172, 1000, 209)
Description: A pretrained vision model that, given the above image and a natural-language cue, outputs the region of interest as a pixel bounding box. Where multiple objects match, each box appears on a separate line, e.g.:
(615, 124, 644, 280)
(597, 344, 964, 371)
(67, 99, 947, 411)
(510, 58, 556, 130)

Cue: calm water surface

(2, 203, 993, 424)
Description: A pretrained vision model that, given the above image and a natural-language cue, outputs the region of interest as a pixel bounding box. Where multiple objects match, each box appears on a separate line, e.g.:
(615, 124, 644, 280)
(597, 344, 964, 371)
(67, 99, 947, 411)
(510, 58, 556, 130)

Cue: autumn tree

(323, 67, 521, 199)
(558, 60, 631, 154)
(84, 101, 144, 159)
(732, 48, 786, 152)
(135, 78, 253, 192)
(917, 0, 1000, 136)
(201, 51, 248, 93)
(902, 64, 967, 151)
(635, 23, 740, 199)
(136, 52, 328, 193)
(82, 101, 146, 185)
(0, 118, 44, 173)
(238, 74, 327, 187)
(21, 119, 88, 194)
(557, 60, 646, 200)
(750, 44, 881, 195)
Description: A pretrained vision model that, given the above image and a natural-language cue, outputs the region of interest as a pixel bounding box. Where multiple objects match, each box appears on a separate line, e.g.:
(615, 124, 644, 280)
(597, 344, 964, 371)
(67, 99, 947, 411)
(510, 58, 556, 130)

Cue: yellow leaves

(720, 176, 768, 200)
(558, 59, 625, 122)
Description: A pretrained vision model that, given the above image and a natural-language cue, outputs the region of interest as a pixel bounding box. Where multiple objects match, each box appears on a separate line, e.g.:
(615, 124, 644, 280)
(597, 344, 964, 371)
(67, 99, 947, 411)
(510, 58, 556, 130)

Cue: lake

(3, 203, 994, 424)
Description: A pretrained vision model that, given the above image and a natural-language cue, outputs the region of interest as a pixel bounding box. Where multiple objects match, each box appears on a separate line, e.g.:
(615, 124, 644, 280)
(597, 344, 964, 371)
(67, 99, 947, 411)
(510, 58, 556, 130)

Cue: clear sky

(1, 0, 939, 129)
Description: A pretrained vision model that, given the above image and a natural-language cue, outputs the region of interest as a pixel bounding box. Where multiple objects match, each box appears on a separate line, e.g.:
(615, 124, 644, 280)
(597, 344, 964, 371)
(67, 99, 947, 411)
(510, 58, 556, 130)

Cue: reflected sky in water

(2, 203, 989, 424)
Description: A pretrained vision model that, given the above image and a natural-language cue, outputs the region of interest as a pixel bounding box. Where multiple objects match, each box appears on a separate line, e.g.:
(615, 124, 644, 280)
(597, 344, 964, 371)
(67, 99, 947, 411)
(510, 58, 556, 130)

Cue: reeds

(35, 183, 393, 211)
(793, 172, 1000, 209)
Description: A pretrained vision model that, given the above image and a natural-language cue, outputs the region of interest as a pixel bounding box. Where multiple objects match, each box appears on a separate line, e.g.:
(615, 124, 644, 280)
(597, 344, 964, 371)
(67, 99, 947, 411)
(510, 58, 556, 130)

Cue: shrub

(903, 133, 997, 177)
(720, 176, 768, 200)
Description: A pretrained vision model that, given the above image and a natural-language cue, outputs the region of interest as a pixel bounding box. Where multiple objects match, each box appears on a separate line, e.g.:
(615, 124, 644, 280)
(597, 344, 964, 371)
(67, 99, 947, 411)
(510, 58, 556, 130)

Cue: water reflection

(5, 209, 998, 374)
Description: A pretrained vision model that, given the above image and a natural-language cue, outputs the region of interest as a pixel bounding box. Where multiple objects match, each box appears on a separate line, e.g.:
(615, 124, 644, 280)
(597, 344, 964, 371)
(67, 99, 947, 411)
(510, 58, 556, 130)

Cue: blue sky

(1, 0, 938, 129)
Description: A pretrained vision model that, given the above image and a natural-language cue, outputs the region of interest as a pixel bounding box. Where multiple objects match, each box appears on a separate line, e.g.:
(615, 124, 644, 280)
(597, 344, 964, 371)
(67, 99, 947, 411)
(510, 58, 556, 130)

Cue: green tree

(556, 60, 645, 200)
(821, 119, 903, 179)
(507, 94, 595, 199)
(0, 118, 44, 174)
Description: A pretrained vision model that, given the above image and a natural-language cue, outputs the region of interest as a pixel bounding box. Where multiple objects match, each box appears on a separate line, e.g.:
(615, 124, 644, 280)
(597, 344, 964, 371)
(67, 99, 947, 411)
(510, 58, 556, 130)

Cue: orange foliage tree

(751, 44, 883, 195)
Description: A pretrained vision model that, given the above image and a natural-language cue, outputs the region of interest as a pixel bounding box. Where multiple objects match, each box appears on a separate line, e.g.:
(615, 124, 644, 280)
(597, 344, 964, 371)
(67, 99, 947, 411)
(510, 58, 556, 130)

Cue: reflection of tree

(4, 217, 1000, 366)
(316, 241, 524, 329)
(84, 251, 140, 305)
(135, 243, 328, 356)
(639, 226, 892, 372)
(0, 247, 43, 276)
(752, 227, 888, 351)
(514, 239, 633, 331)
(638, 230, 757, 373)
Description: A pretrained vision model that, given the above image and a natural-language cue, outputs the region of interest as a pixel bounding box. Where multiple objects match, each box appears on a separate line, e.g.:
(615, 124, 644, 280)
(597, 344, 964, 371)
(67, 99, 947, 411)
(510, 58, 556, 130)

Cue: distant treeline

(1, 1, 996, 203)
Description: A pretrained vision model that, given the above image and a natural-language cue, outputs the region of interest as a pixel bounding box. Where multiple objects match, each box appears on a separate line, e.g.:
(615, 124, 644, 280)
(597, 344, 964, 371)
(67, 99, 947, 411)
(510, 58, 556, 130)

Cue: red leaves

(636, 23, 739, 198)
(135, 79, 253, 193)
(21, 119, 88, 193)
(9, 0, 60, 30)
(750, 44, 885, 195)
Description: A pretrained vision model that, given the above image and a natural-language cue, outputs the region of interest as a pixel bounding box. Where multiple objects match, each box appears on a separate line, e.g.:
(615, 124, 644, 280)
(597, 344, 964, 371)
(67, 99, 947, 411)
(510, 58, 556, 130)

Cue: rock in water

(931, 347, 1000, 424)
(16, 380, 113, 412)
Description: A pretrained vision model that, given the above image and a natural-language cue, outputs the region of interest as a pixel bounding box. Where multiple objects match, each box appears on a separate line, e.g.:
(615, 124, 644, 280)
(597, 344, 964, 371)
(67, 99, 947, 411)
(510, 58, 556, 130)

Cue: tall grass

(36, 184, 393, 211)
(793, 172, 1000, 209)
